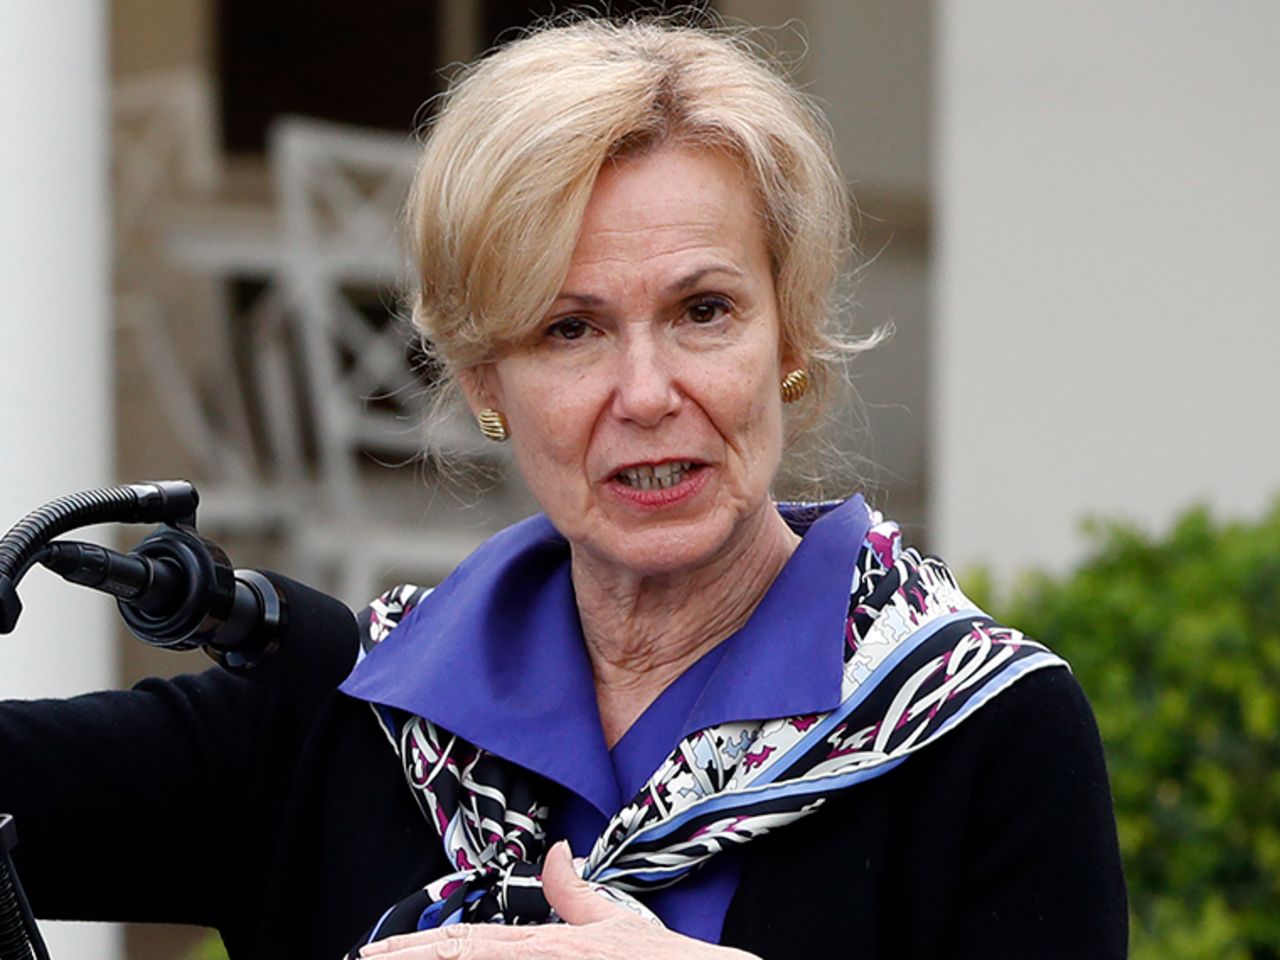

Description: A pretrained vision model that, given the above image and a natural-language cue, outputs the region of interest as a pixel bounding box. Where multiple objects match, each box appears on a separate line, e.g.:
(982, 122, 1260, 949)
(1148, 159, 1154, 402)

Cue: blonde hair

(409, 14, 868, 430)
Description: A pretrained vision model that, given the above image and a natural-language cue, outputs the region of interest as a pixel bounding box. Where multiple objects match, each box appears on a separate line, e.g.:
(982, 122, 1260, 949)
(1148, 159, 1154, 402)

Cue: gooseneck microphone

(0, 481, 359, 697)
(1, 481, 362, 960)
(36, 536, 358, 697)
(0, 480, 198, 635)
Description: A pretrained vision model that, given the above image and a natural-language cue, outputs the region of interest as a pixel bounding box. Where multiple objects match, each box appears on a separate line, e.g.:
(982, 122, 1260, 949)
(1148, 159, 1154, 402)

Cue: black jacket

(0, 664, 1126, 958)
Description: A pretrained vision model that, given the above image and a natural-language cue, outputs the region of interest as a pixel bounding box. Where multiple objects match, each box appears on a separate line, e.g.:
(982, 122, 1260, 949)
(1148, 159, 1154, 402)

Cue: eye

(686, 296, 731, 325)
(545, 317, 591, 341)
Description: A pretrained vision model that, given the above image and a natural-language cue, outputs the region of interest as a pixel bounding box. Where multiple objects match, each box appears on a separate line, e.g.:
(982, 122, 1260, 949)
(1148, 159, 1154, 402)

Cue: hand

(356, 841, 760, 959)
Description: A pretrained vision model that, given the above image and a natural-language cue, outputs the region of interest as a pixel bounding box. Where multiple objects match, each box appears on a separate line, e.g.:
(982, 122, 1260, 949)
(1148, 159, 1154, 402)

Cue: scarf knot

(423, 859, 553, 928)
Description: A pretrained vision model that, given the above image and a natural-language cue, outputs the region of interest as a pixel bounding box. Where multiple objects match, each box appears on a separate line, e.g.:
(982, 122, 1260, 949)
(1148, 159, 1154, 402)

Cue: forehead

(567, 145, 768, 272)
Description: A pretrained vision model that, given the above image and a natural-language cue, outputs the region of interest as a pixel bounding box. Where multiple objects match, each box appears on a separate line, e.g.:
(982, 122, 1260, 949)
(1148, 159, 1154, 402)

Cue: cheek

(700, 357, 784, 478)
(495, 361, 562, 444)
(504, 382, 601, 494)
(743, 390, 785, 474)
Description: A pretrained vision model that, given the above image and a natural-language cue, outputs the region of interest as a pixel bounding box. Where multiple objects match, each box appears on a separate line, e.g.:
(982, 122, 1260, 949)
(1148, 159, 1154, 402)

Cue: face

(468, 145, 791, 580)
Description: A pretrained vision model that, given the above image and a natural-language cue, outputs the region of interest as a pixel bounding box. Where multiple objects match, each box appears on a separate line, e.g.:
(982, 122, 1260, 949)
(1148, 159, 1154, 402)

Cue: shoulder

(859, 516, 1100, 770)
(938, 663, 1109, 782)
(952, 664, 1119, 832)
(724, 664, 1127, 957)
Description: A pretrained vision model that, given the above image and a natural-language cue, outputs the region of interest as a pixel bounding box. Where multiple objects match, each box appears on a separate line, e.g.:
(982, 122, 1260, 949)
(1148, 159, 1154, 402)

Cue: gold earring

(477, 408, 510, 442)
(780, 369, 810, 404)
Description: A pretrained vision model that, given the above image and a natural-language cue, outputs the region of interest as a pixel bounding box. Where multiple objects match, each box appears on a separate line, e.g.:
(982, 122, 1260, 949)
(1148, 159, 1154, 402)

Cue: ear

(457, 364, 502, 417)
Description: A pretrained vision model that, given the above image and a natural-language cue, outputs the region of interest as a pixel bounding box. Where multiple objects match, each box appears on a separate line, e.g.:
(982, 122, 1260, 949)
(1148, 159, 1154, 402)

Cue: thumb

(541, 841, 618, 925)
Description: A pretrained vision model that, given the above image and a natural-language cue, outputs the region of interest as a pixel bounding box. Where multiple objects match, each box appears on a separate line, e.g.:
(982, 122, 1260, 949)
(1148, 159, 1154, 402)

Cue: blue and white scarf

(347, 517, 1066, 953)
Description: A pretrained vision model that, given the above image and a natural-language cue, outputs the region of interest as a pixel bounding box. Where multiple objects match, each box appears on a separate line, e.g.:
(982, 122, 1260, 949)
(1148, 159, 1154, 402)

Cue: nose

(611, 332, 681, 428)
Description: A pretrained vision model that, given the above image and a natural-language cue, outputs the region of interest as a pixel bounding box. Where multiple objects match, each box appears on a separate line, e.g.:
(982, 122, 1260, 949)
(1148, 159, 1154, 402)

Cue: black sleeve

(947, 667, 1129, 958)
(0, 667, 303, 929)
(723, 667, 1129, 959)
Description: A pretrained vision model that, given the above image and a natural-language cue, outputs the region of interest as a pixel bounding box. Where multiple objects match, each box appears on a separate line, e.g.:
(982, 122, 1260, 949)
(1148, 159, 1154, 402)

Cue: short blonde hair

(409, 15, 862, 420)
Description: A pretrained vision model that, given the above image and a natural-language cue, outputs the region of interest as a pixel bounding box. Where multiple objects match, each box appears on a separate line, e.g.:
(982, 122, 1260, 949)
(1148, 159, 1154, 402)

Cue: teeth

(617, 461, 694, 490)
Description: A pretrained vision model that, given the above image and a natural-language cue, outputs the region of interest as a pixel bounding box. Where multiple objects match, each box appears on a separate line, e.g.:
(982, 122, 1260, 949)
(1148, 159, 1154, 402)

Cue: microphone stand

(0, 817, 46, 960)
(0, 481, 206, 959)
(0, 480, 358, 957)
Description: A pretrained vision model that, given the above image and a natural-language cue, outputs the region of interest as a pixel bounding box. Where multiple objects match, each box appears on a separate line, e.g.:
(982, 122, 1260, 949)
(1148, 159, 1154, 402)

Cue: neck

(571, 505, 800, 748)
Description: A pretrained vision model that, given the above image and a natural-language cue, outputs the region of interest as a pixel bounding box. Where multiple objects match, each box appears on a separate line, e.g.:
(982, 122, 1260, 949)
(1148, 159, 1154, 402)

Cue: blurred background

(1, 1, 1276, 957)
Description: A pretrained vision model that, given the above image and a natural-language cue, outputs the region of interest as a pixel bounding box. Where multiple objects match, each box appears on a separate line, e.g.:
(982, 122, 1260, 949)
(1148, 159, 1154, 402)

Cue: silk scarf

(347, 516, 1067, 954)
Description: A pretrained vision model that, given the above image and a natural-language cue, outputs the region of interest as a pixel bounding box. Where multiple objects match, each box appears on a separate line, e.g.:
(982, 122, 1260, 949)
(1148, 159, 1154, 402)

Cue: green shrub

(972, 500, 1280, 959)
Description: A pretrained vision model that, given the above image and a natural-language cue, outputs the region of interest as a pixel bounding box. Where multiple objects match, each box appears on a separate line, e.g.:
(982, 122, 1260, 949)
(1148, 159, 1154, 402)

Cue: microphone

(37, 530, 359, 699)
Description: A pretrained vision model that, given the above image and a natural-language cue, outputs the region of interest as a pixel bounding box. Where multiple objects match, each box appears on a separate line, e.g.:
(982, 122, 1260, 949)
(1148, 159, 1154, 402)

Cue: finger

(358, 923, 536, 956)
(541, 840, 621, 926)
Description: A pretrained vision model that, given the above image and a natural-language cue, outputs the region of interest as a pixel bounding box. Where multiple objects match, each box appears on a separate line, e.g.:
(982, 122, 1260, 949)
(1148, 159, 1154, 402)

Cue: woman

(0, 16, 1127, 960)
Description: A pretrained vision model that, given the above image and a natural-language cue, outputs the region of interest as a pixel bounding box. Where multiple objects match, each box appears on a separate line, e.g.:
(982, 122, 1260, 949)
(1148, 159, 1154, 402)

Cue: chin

(587, 516, 739, 580)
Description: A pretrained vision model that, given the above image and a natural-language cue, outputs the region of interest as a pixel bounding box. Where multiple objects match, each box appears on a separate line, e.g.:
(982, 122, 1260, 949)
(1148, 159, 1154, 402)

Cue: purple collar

(340, 496, 871, 819)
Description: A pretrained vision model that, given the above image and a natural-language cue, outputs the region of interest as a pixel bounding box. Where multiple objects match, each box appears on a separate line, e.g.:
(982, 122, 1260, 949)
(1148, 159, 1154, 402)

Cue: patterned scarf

(347, 517, 1067, 954)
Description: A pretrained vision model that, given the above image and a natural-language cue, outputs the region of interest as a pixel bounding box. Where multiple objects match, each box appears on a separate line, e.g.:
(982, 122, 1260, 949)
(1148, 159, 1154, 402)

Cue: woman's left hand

(355, 842, 760, 959)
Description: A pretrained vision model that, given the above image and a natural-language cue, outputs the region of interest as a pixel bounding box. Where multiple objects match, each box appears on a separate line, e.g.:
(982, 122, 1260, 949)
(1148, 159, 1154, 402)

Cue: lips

(612, 460, 700, 490)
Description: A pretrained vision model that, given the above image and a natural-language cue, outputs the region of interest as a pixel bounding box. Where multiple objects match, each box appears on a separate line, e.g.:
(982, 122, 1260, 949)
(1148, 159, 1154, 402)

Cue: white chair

(112, 79, 520, 605)
(266, 116, 519, 603)
(147, 114, 518, 605)
(114, 71, 297, 537)
(112, 72, 219, 262)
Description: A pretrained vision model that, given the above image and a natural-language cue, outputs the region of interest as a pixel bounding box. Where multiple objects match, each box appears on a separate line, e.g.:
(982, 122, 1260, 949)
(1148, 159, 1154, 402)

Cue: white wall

(934, 1, 1280, 579)
(0, 2, 121, 957)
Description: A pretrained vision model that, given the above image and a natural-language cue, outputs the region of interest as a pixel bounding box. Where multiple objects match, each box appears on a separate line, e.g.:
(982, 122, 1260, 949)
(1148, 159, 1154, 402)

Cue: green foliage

(973, 500, 1280, 959)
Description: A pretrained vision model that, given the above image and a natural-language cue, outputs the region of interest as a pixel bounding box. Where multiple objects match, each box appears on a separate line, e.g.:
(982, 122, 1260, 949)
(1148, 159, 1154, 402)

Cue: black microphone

(38, 541, 185, 615)
(36, 531, 359, 699)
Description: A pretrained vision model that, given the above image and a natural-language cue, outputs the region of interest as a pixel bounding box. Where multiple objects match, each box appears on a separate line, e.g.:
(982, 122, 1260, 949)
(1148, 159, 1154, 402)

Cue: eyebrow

(667, 264, 745, 294)
(553, 265, 746, 308)
(551, 292, 606, 309)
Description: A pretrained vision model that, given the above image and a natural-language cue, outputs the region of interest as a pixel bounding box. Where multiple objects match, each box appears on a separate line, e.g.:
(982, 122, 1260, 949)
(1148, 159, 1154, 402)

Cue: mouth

(612, 460, 702, 491)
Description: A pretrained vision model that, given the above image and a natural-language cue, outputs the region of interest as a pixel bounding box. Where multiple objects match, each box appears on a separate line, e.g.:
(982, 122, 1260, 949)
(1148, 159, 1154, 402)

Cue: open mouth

(613, 460, 700, 491)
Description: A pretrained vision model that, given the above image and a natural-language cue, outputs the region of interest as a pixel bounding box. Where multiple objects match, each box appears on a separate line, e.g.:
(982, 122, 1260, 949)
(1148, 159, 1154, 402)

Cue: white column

(0, 2, 121, 958)
(933, 1, 1280, 580)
